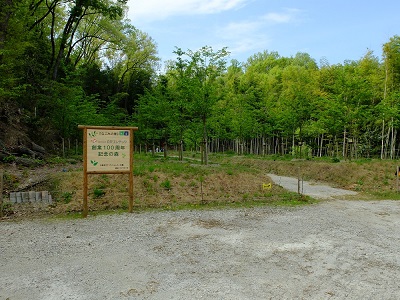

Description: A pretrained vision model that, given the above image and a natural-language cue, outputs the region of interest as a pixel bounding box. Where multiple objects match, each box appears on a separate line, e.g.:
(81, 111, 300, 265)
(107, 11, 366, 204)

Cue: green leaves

(3, 0, 400, 160)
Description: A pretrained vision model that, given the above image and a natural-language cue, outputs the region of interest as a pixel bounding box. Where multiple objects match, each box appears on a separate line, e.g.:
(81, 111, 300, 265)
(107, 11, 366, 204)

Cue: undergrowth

(3, 152, 400, 218)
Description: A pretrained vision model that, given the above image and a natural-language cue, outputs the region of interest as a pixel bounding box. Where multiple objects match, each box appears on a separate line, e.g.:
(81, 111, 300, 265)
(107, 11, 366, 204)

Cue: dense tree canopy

(1, 2, 400, 161)
(0, 0, 158, 151)
(140, 44, 400, 161)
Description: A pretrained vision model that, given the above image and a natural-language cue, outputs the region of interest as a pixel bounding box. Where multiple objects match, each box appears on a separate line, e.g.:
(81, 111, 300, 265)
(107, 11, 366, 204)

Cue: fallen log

(13, 145, 36, 157)
(14, 157, 40, 167)
(31, 142, 45, 154)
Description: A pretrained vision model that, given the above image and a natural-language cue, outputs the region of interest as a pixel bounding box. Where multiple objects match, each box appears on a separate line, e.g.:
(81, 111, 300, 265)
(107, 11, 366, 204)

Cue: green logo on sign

(90, 160, 98, 166)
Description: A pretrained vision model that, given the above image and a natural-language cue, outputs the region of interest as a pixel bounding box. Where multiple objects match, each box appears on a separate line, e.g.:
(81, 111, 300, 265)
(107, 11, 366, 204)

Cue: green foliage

(0, 0, 159, 154)
(61, 192, 74, 204)
(2, 0, 400, 161)
(160, 179, 172, 190)
(3, 172, 19, 189)
(1, 202, 14, 216)
(93, 188, 106, 198)
(2, 155, 15, 163)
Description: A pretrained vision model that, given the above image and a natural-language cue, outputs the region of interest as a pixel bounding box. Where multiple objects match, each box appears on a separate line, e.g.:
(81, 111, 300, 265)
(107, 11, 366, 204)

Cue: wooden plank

(0, 169, 3, 217)
(83, 127, 88, 218)
(78, 125, 138, 131)
(129, 128, 134, 213)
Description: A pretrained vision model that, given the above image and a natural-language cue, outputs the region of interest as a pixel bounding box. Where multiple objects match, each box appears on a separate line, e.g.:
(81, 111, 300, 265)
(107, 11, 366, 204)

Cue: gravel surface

(267, 173, 358, 199)
(1, 197, 400, 300)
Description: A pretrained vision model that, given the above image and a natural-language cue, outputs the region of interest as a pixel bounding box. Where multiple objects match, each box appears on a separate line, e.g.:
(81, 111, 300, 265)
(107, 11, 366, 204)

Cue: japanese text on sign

(86, 129, 131, 172)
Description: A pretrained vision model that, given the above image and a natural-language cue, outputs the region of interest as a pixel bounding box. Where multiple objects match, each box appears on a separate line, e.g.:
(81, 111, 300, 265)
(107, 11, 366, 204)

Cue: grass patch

(8, 151, 400, 219)
(160, 179, 172, 190)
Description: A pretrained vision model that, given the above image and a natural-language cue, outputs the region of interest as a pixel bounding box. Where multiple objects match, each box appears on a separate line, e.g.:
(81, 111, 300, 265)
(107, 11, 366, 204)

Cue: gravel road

(1, 176, 400, 299)
(267, 173, 358, 199)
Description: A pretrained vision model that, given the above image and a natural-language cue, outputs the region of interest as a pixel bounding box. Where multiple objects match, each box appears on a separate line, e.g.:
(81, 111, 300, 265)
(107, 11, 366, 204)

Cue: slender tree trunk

(343, 128, 346, 159)
(52, 15, 73, 79)
(354, 137, 358, 160)
(390, 118, 395, 159)
(179, 128, 183, 161)
(392, 129, 397, 160)
(292, 134, 295, 156)
(381, 119, 385, 159)
(319, 133, 324, 157)
(335, 135, 339, 158)
(384, 127, 391, 159)
(202, 116, 208, 165)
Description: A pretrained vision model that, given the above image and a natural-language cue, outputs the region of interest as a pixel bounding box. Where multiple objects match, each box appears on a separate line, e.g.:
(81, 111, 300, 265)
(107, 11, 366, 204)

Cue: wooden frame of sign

(78, 125, 138, 217)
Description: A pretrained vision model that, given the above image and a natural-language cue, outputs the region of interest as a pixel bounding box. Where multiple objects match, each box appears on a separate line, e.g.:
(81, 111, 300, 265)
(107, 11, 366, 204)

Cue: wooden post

(297, 167, 303, 195)
(297, 177, 300, 194)
(82, 127, 88, 217)
(0, 169, 3, 218)
(297, 167, 301, 195)
(129, 128, 134, 213)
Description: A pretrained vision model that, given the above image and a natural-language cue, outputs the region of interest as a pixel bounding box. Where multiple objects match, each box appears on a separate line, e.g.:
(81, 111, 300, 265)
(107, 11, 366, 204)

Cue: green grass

(160, 179, 172, 190)
(367, 191, 400, 200)
(10, 151, 400, 220)
(41, 191, 319, 221)
(157, 193, 318, 212)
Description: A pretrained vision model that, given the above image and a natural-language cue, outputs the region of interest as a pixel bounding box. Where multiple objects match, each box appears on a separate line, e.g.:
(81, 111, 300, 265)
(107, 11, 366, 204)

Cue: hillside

(2, 153, 400, 219)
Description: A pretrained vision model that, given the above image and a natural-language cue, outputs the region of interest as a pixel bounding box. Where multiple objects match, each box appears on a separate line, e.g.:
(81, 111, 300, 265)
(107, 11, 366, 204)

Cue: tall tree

(28, 0, 128, 80)
(179, 46, 230, 164)
(381, 36, 400, 158)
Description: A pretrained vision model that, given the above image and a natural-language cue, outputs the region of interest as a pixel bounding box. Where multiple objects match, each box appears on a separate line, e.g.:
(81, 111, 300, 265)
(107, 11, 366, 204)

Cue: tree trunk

(343, 128, 346, 159)
(384, 127, 390, 159)
(381, 119, 385, 159)
(319, 133, 324, 157)
(202, 116, 208, 165)
(292, 134, 295, 156)
(390, 119, 395, 159)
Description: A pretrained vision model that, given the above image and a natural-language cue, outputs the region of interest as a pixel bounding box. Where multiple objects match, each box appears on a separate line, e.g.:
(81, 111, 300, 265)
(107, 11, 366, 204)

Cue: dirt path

(1, 197, 400, 299)
(268, 173, 358, 199)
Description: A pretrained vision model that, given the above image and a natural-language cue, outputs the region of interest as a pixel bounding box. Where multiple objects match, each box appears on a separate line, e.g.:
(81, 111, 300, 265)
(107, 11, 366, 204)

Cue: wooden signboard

(78, 125, 138, 217)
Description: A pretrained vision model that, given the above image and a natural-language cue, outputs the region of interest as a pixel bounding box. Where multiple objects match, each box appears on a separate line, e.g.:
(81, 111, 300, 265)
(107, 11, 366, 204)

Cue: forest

(1, 0, 400, 163)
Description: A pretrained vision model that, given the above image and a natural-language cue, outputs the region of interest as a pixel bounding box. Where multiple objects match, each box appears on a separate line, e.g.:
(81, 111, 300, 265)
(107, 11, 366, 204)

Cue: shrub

(160, 179, 171, 190)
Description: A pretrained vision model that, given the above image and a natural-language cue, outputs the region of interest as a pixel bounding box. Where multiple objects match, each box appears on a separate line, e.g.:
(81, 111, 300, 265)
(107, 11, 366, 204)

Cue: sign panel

(86, 128, 131, 172)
